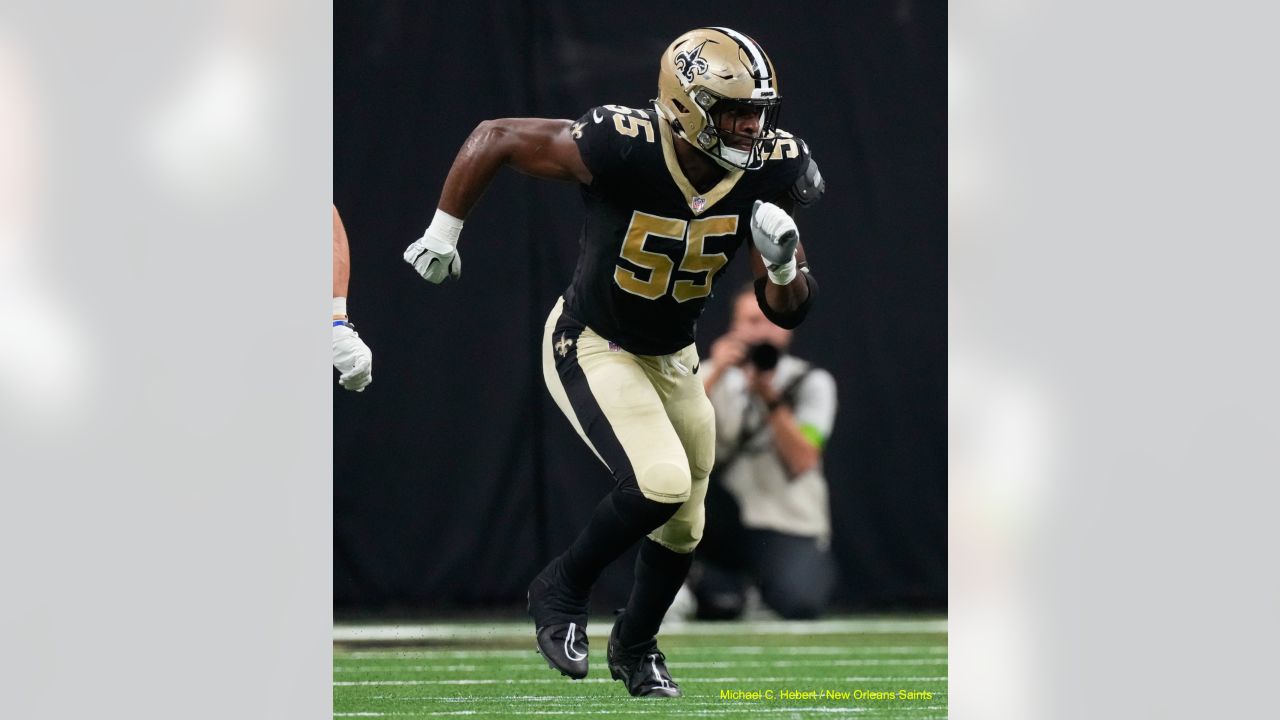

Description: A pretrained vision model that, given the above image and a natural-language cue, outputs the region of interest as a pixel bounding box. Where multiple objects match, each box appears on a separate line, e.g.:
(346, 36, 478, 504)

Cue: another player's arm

(406, 119, 591, 283)
(333, 205, 352, 302)
(333, 205, 373, 391)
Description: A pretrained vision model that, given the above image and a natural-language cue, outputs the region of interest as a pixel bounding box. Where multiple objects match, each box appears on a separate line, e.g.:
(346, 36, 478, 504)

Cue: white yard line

(712, 646, 948, 655)
(337, 646, 947, 661)
(333, 618, 946, 643)
(340, 650, 535, 660)
(336, 659, 947, 674)
(337, 660, 945, 673)
(337, 708, 948, 717)
(336, 676, 948, 686)
(357, 691, 947, 702)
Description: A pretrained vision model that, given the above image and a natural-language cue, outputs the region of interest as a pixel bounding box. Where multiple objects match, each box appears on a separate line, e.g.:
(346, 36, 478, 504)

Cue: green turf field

(334, 617, 947, 719)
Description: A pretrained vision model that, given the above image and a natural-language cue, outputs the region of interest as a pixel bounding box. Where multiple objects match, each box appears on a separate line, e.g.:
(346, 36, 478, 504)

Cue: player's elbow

(753, 278, 814, 329)
(474, 118, 510, 138)
(763, 304, 806, 330)
(466, 119, 517, 161)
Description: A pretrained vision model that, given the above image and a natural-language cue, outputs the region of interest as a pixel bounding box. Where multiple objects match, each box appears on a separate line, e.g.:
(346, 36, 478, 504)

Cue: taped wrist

(753, 270, 818, 329)
(767, 257, 797, 285)
(332, 296, 347, 320)
(421, 208, 464, 252)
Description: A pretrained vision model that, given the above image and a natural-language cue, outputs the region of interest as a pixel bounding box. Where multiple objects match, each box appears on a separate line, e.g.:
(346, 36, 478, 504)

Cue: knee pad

(648, 503, 704, 554)
(635, 461, 691, 503)
(684, 397, 717, 482)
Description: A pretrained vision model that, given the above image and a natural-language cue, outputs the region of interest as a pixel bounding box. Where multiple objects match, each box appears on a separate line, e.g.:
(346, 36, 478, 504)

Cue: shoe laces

(617, 638, 663, 667)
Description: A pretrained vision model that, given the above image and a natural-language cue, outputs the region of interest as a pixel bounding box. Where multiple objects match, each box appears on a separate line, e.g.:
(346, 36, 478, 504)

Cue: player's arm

(748, 194, 818, 328)
(334, 204, 352, 299)
(404, 118, 591, 284)
(440, 118, 592, 214)
(333, 205, 372, 391)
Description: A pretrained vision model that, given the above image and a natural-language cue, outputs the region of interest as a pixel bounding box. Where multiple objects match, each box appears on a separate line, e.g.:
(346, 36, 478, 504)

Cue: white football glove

(750, 199, 799, 267)
(333, 322, 372, 391)
(403, 234, 461, 284)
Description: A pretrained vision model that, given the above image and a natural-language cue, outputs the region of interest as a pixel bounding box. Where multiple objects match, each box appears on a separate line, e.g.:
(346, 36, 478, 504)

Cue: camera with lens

(745, 342, 780, 372)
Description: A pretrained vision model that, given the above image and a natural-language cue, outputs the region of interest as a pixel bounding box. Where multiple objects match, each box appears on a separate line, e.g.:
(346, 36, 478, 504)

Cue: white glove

(403, 236, 461, 283)
(404, 209, 465, 283)
(333, 322, 372, 391)
(750, 199, 799, 267)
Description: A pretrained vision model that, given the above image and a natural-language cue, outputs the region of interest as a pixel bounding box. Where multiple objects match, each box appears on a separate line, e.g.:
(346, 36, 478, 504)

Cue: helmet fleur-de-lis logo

(674, 40, 710, 83)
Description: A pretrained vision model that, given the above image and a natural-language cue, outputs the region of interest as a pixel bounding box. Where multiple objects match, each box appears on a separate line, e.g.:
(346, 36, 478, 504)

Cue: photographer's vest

(703, 355, 837, 546)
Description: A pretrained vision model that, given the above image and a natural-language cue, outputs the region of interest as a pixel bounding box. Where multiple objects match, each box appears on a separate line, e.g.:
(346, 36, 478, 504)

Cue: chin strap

(753, 270, 818, 329)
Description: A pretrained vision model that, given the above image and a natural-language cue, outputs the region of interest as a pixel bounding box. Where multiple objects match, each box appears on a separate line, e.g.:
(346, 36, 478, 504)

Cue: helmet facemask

(689, 92, 781, 171)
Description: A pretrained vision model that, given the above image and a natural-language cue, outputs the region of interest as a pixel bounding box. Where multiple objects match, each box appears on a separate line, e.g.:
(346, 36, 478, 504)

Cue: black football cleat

(527, 558, 590, 679)
(607, 610, 682, 697)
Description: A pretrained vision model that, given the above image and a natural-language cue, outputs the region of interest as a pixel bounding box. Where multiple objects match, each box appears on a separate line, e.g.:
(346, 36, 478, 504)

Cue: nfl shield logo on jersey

(691, 195, 706, 213)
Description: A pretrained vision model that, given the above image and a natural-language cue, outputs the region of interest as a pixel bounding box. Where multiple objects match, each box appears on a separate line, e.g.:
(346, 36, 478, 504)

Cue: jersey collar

(657, 113, 743, 216)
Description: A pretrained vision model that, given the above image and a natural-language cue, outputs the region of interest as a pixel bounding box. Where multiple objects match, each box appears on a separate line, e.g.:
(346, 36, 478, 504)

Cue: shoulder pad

(789, 155, 825, 207)
(572, 104, 658, 182)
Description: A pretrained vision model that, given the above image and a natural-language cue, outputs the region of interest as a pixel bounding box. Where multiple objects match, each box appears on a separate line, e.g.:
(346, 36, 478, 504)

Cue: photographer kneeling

(694, 284, 839, 620)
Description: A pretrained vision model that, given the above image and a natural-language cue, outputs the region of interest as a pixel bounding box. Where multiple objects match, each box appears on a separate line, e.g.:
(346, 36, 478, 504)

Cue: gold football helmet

(655, 27, 781, 171)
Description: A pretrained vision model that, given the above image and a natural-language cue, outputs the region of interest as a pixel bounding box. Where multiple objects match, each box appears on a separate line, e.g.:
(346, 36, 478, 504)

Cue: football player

(404, 27, 824, 696)
(333, 205, 373, 391)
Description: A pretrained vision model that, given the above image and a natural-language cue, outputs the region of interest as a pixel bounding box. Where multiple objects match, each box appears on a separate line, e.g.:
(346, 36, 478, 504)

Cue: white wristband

(332, 296, 347, 318)
(767, 257, 797, 285)
(425, 208, 465, 250)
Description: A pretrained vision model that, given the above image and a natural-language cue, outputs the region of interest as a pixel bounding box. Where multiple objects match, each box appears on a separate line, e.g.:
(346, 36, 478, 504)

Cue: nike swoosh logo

(593, 110, 603, 123)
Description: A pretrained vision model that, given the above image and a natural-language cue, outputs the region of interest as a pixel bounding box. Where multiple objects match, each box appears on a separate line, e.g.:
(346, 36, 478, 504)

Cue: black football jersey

(562, 103, 816, 356)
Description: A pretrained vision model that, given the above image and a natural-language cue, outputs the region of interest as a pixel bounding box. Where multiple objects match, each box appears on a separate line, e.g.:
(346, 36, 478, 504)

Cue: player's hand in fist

(403, 234, 461, 283)
(333, 321, 373, 391)
(750, 199, 799, 269)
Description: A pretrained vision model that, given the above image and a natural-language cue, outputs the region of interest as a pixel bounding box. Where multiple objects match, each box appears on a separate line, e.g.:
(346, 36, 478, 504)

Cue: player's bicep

(501, 118, 593, 184)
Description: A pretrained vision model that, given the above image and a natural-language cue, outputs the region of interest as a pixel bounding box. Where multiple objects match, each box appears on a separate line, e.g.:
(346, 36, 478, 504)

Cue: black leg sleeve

(618, 538, 694, 646)
(558, 489, 681, 596)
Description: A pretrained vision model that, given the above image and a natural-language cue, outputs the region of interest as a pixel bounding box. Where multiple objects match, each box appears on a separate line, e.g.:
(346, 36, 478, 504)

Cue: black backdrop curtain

(334, 0, 946, 613)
